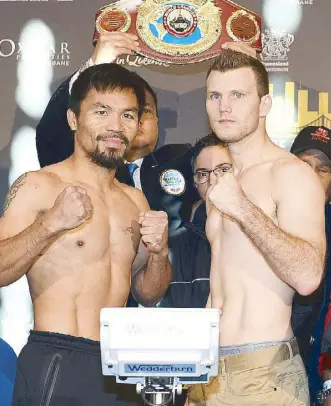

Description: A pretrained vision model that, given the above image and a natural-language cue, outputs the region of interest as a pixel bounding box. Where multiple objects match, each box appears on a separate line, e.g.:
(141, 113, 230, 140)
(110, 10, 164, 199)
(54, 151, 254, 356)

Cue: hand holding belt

(92, 0, 262, 65)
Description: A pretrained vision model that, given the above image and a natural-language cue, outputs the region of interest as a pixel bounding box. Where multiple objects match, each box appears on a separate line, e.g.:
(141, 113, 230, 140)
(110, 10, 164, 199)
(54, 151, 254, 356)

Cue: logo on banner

(0, 39, 70, 67)
(296, 0, 313, 4)
(160, 169, 186, 196)
(261, 29, 294, 73)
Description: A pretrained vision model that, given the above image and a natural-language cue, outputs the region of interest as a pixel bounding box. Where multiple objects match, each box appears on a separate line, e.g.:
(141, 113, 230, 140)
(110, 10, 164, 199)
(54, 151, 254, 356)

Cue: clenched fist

(207, 170, 246, 221)
(46, 186, 93, 233)
(92, 32, 140, 65)
(139, 211, 168, 254)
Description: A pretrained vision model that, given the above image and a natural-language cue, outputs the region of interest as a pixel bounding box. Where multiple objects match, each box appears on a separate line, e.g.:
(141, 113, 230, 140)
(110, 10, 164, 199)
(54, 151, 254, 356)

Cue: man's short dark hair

(297, 149, 331, 168)
(69, 63, 146, 118)
(191, 133, 226, 171)
(207, 49, 269, 98)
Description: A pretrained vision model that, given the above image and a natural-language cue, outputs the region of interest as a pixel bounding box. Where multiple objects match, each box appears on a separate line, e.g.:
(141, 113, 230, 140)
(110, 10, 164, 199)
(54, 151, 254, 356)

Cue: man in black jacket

(160, 133, 231, 309)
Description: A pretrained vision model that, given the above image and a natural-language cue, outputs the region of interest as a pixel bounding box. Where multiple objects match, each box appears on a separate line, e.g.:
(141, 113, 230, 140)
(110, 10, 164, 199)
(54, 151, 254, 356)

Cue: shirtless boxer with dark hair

(0, 63, 171, 405)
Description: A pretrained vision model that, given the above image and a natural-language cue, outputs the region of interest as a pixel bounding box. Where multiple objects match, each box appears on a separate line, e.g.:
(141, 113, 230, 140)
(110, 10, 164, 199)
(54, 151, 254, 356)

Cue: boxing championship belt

(93, 0, 262, 65)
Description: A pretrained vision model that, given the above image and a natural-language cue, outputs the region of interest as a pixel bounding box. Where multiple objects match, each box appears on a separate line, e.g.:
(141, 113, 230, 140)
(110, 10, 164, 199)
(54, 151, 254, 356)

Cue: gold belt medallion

(136, 0, 222, 57)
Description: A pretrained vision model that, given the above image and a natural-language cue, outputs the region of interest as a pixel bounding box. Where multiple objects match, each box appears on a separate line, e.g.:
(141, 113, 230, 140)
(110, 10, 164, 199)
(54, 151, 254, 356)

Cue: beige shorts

(187, 339, 309, 406)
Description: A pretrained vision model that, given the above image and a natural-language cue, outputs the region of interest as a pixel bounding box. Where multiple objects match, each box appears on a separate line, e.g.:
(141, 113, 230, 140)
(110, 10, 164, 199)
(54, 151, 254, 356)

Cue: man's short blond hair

(207, 49, 269, 98)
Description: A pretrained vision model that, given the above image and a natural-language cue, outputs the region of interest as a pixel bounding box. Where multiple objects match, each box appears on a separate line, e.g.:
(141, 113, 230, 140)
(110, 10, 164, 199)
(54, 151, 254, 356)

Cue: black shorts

(12, 330, 141, 406)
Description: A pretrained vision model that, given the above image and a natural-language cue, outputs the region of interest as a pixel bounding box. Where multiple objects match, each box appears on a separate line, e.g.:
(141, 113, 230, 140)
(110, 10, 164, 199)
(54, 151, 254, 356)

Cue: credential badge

(160, 169, 186, 196)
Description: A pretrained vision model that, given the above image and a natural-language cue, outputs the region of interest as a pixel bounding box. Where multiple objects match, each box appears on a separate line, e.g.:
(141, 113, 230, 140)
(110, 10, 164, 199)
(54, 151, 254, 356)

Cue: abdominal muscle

(29, 259, 131, 341)
(210, 238, 294, 346)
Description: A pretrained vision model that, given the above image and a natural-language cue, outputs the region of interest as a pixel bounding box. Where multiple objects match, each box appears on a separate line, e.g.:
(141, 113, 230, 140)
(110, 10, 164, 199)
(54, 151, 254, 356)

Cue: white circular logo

(159, 169, 186, 196)
(163, 5, 198, 38)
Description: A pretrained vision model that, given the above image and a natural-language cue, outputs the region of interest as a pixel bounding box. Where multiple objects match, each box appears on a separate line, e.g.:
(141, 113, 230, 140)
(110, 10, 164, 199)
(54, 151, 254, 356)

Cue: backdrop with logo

(0, 0, 328, 353)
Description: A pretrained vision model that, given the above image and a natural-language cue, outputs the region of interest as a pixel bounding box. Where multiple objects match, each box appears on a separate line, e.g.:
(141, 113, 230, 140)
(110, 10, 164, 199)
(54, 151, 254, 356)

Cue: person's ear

(259, 94, 272, 118)
(67, 109, 78, 131)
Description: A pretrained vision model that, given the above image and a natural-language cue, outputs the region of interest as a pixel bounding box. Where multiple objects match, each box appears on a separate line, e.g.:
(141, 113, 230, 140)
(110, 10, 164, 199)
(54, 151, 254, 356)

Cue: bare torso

(207, 154, 295, 345)
(28, 162, 142, 340)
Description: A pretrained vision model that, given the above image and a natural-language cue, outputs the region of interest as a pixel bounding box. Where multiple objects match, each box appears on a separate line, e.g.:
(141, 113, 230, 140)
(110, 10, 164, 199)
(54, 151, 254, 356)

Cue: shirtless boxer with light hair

(0, 63, 171, 405)
(187, 50, 326, 405)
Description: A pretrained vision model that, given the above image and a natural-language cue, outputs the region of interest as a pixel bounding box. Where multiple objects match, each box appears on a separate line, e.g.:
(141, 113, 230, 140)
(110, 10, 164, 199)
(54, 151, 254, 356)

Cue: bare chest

(239, 168, 277, 223)
(207, 167, 277, 243)
(38, 187, 141, 265)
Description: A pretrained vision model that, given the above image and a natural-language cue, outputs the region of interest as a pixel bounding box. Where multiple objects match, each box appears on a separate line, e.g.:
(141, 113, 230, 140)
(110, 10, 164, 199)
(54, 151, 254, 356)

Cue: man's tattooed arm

(3, 173, 27, 215)
(0, 172, 59, 286)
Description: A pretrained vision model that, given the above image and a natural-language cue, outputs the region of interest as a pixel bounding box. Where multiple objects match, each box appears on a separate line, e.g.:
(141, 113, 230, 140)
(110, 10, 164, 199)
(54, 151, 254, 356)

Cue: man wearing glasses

(159, 133, 231, 308)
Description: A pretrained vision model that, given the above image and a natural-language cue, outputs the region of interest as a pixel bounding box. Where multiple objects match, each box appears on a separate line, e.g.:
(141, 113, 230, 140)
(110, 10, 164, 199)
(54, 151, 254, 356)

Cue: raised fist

(48, 186, 93, 232)
(139, 211, 168, 254)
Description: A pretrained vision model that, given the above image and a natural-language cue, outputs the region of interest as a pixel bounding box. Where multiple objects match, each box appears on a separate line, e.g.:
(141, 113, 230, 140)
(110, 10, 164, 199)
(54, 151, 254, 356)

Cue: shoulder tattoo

(3, 173, 28, 214)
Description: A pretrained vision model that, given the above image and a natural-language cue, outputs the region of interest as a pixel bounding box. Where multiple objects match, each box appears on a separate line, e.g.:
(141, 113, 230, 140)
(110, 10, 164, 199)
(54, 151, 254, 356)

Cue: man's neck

(125, 146, 154, 162)
(69, 150, 117, 190)
(227, 128, 272, 173)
